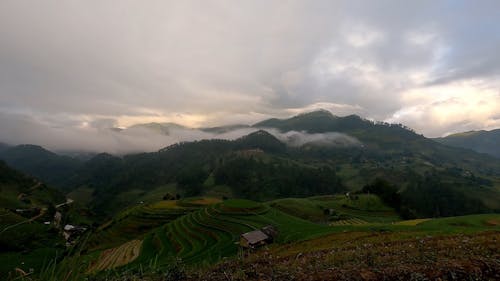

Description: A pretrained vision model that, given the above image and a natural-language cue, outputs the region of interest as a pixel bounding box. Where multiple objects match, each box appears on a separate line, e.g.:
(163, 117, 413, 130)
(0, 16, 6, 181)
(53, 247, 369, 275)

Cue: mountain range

(0, 110, 498, 219)
(0, 110, 499, 279)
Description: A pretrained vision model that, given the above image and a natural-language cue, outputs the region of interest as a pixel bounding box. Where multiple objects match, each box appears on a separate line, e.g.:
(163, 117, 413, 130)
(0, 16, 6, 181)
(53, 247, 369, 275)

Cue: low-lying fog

(0, 113, 361, 155)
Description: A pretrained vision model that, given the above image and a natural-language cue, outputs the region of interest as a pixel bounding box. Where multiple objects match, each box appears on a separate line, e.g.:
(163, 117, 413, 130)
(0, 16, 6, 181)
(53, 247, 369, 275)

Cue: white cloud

(0, 0, 499, 148)
(343, 23, 384, 47)
(386, 79, 500, 136)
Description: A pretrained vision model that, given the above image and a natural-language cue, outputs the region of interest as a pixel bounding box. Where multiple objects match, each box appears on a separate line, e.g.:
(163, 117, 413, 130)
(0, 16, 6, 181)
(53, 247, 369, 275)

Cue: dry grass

(88, 240, 142, 272)
(485, 219, 499, 226)
(191, 231, 500, 281)
(394, 218, 431, 226)
(330, 218, 368, 226)
(188, 198, 222, 205)
(149, 200, 180, 209)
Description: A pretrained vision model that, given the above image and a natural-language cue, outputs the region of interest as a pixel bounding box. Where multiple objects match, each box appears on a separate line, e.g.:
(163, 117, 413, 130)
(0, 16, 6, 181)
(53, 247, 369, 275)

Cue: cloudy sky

(1, 0, 499, 151)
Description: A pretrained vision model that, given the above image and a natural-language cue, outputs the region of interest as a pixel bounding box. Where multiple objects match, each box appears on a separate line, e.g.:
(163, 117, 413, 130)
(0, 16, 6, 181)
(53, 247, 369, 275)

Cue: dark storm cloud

(0, 0, 499, 151)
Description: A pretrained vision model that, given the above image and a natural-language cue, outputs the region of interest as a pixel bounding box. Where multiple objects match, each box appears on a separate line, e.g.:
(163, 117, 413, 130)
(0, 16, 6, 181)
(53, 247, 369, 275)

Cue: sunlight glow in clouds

(0, 0, 499, 151)
(387, 80, 500, 136)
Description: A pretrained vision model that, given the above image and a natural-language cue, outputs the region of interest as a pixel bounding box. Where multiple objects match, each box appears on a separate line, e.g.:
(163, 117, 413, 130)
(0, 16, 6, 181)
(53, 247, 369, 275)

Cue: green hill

(434, 129, 500, 158)
(84, 199, 334, 272)
(0, 145, 82, 189)
(269, 194, 400, 224)
(0, 160, 65, 209)
(254, 110, 419, 145)
(2, 111, 499, 221)
(194, 214, 500, 281)
(79, 197, 498, 277)
(0, 161, 68, 277)
(84, 198, 219, 252)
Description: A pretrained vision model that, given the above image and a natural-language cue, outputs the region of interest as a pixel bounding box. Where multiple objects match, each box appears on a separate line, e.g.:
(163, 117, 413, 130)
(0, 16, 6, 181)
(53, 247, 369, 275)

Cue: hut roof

(241, 230, 269, 244)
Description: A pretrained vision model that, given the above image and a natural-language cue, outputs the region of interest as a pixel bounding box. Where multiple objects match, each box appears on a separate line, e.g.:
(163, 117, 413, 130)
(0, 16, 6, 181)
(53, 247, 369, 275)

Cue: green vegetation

(74, 211, 499, 280)
(0, 145, 82, 189)
(193, 214, 500, 281)
(85, 200, 195, 252)
(434, 128, 500, 158)
(270, 194, 399, 223)
(3, 112, 498, 220)
(82, 199, 332, 274)
(1, 111, 499, 280)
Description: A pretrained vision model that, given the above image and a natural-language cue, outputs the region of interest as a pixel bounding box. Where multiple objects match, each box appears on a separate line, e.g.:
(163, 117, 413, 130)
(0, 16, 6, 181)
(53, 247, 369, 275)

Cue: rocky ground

(188, 231, 500, 281)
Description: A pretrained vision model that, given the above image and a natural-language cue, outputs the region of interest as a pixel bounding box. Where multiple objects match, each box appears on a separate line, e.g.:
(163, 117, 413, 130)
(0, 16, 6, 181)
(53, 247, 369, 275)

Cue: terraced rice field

(89, 197, 407, 272)
(122, 200, 333, 270)
(395, 218, 431, 226)
(86, 201, 194, 251)
(271, 195, 400, 224)
(329, 218, 368, 226)
(317, 196, 400, 223)
(88, 240, 142, 272)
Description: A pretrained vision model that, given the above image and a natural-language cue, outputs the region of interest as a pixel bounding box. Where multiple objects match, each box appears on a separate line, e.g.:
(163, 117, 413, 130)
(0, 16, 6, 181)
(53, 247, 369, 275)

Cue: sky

(1, 0, 499, 152)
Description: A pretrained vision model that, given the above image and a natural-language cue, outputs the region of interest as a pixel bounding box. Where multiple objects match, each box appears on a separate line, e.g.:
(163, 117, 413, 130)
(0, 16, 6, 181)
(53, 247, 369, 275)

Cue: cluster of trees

(176, 165, 209, 197)
(401, 174, 488, 217)
(361, 175, 489, 219)
(215, 156, 344, 200)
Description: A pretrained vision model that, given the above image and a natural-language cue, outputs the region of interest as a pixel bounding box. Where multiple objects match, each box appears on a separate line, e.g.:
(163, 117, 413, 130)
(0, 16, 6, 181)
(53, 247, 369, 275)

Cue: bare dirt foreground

(189, 231, 500, 281)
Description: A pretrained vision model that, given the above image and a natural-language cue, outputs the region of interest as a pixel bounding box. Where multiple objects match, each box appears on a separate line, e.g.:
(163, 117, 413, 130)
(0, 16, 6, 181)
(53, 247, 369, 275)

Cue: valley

(2, 2, 500, 279)
(0, 111, 499, 280)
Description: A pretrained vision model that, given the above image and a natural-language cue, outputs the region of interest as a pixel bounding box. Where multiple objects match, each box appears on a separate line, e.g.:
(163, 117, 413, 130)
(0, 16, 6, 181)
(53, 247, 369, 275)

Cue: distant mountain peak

(125, 122, 187, 135)
(199, 124, 250, 134)
(296, 109, 336, 118)
(235, 130, 286, 153)
(10, 144, 56, 156)
(239, 129, 277, 139)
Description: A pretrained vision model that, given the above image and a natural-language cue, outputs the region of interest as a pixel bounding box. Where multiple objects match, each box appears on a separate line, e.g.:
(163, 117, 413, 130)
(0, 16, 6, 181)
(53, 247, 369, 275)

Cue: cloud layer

(0, 112, 361, 154)
(0, 0, 499, 150)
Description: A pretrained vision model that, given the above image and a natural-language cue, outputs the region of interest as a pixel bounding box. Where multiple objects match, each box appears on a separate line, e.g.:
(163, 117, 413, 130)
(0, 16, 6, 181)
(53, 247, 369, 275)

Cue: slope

(0, 161, 67, 277)
(434, 129, 500, 158)
(0, 144, 82, 189)
(86, 199, 334, 272)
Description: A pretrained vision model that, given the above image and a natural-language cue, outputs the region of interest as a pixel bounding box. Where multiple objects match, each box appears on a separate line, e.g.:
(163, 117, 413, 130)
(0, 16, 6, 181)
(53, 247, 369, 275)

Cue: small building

(240, 225, 278, 248)
(63, 224, 88, 244)
(64, 224, 75, 231)
(240, 230, 269, 248)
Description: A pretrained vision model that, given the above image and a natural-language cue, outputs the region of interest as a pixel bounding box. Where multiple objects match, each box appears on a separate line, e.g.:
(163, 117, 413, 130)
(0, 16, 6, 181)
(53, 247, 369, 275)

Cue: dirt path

(0, 208, 46, 234)
(56, 198, 74, 208)
(28, 181, 42, 191)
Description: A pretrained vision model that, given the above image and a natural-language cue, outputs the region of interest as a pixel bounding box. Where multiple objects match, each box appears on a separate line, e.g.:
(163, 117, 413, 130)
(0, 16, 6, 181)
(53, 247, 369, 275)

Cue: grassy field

(135, 211, 498, 271)
(6, 200, 496, 281)
(270, 194, 400, 224)
(86, 199, 500, 275)
(50, 194, 499, 280)
(67, 187, 95, 205)
(85, 200, 196, 251)
(252, 220, 499, 261)
(0, 209, 64, 277)
(85, 199, 333, 274)
(196, 215, 500, 280)
(88, 240, 142, 272)
(77, 213, 500, 280)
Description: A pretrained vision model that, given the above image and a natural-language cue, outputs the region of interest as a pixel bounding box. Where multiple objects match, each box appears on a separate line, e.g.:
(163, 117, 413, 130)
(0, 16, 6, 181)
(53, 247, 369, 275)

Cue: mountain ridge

(434, 128, 500, 158)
